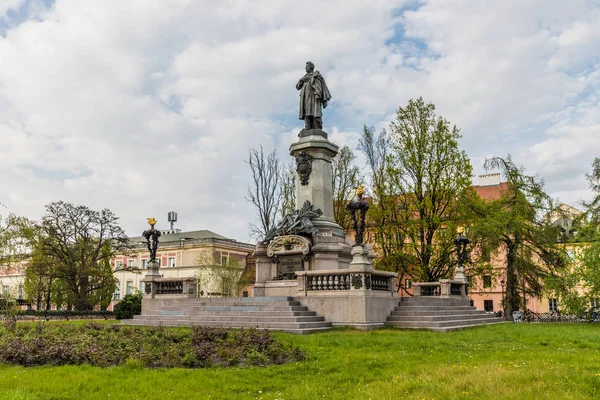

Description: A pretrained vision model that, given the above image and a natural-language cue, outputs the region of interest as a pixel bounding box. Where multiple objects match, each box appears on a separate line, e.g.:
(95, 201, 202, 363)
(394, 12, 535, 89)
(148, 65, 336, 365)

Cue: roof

(127, 229, 231, 245)
(473, 182, 510, 201)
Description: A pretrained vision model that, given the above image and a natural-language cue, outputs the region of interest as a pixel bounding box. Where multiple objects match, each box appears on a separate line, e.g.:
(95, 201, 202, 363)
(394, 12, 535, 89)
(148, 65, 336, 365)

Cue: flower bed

(0, 322, 305, 368)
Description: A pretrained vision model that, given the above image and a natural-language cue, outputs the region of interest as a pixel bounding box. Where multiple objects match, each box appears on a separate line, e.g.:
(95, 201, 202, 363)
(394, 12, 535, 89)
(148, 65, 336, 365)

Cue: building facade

(111, 229, 255, 308)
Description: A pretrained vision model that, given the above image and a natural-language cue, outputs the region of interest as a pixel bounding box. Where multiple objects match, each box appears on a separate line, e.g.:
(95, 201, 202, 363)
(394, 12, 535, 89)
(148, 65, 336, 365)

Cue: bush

(113, 293, 143, 320)
(0, 323, 305, 369)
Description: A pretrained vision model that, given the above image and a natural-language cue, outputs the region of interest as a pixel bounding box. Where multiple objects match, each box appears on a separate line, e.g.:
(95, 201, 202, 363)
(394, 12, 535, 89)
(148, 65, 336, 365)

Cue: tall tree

(332, 145, 362, 231)
(359, 125, 409, 290)
(470, 156, 567, 320)
(40, 201, 128, 310)
(550, 158, 600, 315)
(383, 98, 473, 282)
(246, 146, 282, 240)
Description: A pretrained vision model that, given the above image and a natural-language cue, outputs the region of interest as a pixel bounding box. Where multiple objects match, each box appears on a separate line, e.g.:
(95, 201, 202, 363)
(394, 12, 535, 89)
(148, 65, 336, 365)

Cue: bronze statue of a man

(296, 61, 331, 130)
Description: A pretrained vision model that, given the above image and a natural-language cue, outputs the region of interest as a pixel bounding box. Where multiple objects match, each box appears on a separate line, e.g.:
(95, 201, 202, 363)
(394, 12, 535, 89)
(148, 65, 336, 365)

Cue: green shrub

(113, 293, 143, 320)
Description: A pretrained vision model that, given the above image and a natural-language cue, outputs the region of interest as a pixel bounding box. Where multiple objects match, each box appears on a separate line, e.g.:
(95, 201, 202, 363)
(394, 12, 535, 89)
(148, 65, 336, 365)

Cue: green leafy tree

(40, 201, 128, 310)
(469, 156, 567, 320)
(359, 125, 409, 291)
(550, 158, 600, 315)
(361, 98, 473, 285)
(195, 250, 247, 297)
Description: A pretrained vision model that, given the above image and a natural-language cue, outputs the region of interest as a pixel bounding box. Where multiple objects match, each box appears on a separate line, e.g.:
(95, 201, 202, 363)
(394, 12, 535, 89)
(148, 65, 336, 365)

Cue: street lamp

(500, 279, 505, 315)
(453, 226, 470, 283)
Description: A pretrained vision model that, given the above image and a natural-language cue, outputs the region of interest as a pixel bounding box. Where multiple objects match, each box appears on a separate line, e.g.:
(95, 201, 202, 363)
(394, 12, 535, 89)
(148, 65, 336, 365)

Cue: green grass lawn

(1, 323, 599, 400)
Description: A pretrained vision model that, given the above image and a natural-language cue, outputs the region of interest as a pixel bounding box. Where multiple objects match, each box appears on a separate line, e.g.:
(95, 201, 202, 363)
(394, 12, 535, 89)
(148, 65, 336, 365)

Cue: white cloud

(0, 0, 599, 243)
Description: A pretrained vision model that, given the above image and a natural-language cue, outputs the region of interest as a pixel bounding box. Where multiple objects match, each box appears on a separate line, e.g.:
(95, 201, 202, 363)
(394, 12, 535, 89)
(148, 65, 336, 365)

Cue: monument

(253, 62, 398, 329)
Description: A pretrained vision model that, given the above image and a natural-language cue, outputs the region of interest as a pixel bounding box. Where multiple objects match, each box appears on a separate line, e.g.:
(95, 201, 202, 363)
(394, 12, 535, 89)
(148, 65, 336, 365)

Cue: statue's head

(356, 185, 365, 196)
(147, 217, 157, 227)
(305, 61, 315, 73)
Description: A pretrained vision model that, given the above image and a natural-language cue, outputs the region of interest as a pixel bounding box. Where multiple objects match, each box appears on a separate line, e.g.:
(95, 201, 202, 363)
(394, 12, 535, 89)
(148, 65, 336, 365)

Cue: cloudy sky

(1, 0, 599, 243)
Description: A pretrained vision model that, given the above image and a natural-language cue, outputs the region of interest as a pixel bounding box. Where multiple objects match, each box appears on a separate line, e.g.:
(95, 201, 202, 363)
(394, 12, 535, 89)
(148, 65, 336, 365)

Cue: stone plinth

(289, 131, 343, 237)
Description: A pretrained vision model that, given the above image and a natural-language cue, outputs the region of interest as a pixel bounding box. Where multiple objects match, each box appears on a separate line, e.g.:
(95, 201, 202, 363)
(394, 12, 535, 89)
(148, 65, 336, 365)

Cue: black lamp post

(453, 227, 470, 283)
(500, 279, 505, 313)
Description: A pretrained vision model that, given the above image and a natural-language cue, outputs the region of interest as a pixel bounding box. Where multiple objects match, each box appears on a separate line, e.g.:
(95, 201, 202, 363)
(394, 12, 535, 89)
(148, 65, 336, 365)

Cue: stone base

(296, 292, 398, 328)
(298, 128, 327, 139)
(252, 280, 297, 297)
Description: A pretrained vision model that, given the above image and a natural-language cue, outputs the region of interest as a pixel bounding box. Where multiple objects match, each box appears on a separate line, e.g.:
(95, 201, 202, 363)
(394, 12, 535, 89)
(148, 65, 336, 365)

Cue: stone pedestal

(289, 130, 344, 238)
(453, 265, 468, 284)
(143, 260, 161, 298)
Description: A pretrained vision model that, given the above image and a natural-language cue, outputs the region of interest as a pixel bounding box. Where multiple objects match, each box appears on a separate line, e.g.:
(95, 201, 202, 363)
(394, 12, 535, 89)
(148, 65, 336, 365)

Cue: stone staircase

(386, 297, 504, 332)
(121, 296, 332, 334)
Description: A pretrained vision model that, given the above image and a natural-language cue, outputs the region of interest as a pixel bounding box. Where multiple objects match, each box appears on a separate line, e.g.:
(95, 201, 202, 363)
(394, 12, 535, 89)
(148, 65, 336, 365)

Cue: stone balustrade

(296, 269, 396, 294)
(413, 279, 467, 298)
(143, 277, 196, 298)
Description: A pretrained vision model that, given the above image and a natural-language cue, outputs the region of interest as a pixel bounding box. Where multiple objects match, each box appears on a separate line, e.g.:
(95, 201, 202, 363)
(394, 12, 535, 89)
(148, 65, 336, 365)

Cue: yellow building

(111, 229, 255, 307)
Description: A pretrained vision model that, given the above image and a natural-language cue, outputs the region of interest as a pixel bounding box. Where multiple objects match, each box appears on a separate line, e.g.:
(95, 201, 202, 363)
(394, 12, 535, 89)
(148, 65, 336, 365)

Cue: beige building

(111, 229, 255, 307)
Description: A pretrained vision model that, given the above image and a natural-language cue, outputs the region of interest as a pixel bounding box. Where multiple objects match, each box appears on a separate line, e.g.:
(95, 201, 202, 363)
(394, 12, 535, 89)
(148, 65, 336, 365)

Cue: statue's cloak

(298, 71, 331, 119)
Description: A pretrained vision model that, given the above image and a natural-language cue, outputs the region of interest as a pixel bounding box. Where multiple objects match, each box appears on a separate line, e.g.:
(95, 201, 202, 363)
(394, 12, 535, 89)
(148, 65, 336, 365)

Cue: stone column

(289, 132, 343, 237)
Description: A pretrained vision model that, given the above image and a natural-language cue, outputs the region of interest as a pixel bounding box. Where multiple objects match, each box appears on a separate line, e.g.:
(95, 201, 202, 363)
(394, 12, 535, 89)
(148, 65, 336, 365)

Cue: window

(483, 275, 492, 288)
(115, 260, 122, 270)
(484, 300, 494, 312)
(221, 254, 229, 266)
(481, 247, 491, 262)
(2, 285, 9, 297)
(139, 281, 145, 293)
(113, 281, 120, 301)
(404, 279, 412, 289)
(126, 281, 134, 295)
(168, 257, 176, 268)
(141, 259, 147, 269)
(549, 298, 558, 312)
(156, 258, 161, 267)
(469, 300, 474, 307)
(18, 285, 24, 300)
(128, 260, 135, 269)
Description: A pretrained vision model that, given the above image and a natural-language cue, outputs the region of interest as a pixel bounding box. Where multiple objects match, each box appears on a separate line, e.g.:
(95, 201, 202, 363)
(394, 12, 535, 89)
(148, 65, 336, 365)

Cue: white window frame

(141, 259, 147, 269)
(405, 279, 412, 289)
(115, 260, 123, 270)
(114, 281, 121, 301)
(168, 257, 176, 268)
(126, 281, 134, 295)
(128, 259, 135, 269)
(221, 254, 229, 266)
(549, 298, 559, 312)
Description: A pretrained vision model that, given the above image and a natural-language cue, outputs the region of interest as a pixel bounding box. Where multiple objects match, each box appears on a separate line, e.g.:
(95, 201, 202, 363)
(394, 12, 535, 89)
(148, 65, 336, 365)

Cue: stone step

(142, 310, 317, 317)
(388, 313, 499, 322)
(134, 315, 325, 323)
(400, 297, 469, 305)
(391, 309, 485, 316)
(183, 301, 301, 307)
(387, 317, 503, 329)
(157, 305, 309, 312)
(394, 305, 476, 312)
(122, 318, 332, 330)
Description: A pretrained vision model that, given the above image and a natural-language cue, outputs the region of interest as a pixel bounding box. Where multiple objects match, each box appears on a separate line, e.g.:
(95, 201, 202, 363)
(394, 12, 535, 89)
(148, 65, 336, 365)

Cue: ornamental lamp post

(453, 226, 469, 283)
(500, 279, 505, 314)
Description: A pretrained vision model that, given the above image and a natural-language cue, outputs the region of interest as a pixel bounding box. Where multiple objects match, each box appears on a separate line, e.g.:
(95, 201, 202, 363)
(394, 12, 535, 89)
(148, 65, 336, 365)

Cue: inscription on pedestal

(277, 256, 303, 280)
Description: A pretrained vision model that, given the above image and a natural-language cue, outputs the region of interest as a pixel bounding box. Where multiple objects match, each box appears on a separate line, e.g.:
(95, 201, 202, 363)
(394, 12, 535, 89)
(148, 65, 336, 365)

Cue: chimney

(479, 173, 501, 186)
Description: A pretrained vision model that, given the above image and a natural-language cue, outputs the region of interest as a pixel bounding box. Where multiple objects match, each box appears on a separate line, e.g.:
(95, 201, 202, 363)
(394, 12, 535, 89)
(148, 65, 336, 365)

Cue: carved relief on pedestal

(266, 235, 312, 280)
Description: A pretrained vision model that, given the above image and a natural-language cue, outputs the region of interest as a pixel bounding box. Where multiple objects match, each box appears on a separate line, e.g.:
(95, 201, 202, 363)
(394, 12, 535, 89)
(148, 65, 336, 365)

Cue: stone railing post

(439, 279, 451, 298)
(413, 283, 422, 297)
